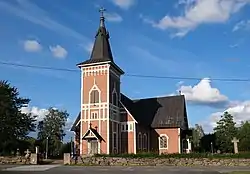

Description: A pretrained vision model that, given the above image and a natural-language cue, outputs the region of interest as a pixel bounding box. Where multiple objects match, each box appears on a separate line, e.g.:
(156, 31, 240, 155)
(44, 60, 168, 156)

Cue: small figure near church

(70, 8, 192, 155)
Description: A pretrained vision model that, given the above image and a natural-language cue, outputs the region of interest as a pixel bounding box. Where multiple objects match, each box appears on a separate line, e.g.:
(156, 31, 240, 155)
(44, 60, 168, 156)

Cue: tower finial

(99, 7, 106, 27)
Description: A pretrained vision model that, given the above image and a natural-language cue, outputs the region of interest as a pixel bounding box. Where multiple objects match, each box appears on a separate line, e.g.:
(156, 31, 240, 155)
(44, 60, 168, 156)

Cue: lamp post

(45, 137, 49, 159)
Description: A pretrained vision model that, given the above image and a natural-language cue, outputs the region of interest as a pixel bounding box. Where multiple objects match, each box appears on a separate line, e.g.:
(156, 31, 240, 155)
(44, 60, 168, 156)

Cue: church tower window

(112, 92, 117, 106)
(90, 90, 100, 104)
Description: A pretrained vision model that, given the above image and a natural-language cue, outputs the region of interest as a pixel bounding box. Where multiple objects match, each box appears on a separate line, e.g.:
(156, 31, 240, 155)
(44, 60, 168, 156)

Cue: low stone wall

(73, 157, 250, 166)
(0, 154, 40, 164)
(0, 156, 27, 164)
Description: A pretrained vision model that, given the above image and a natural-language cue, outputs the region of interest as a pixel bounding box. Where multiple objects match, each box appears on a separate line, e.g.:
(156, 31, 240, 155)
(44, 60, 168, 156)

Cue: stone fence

(0, 154, 39, 164)
(64, 153, 250, 166)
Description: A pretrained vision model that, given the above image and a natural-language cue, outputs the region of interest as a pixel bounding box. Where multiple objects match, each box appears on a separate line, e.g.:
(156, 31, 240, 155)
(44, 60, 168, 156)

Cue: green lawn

(227, 172, 250, 174)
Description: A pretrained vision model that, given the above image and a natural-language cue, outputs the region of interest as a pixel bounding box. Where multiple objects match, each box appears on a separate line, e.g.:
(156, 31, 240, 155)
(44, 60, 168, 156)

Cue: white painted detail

(134, 122, 136, 154)
(80, 68, 84, 155)
(159, 134, 169, 150)
(121, 121, 134, 132)
(107, 65, 110, 154)
(178, 128, 181, 153)
(119, 102, 138, 123)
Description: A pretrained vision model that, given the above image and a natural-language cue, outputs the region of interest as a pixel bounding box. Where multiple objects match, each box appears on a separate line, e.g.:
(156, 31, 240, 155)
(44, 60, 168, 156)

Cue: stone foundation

(72, 156, 250, 166)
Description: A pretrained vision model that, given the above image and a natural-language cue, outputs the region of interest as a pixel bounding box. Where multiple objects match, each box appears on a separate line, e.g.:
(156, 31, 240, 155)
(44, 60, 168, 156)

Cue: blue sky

(1, 0, 250, 141)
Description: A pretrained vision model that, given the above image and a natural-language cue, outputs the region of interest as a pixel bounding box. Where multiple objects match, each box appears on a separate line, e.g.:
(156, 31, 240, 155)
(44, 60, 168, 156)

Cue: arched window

(159, 134, 168, 149)
(112, 92, 117, 106)
(138, 133, 142, 150)
(143, 133, 147, 150)
(90, 90, 100, 103)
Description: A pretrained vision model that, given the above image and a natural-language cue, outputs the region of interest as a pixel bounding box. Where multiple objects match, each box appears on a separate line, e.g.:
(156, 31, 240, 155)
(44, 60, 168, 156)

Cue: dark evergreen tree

(238, 121, 250, 152)
(213, 111, 238, 153)
(0, 80, 36, 154)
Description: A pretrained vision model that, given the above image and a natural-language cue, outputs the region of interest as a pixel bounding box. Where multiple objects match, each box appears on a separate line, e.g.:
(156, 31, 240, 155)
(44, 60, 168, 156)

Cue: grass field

(227, 172, 250, 174)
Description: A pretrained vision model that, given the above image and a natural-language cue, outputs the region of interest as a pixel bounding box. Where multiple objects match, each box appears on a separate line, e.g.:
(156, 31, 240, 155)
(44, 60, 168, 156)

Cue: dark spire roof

(89, 7, 113, 62)
(77, 7, 124, 75)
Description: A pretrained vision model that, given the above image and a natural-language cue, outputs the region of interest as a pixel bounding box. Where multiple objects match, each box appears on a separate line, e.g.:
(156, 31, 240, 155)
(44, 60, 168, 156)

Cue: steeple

(77, 7, 124, 75)
(89, 7, 113, 62)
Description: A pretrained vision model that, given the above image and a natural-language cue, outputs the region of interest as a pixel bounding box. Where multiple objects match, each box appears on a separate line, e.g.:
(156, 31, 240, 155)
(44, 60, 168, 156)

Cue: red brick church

(70, 8, 192, 155)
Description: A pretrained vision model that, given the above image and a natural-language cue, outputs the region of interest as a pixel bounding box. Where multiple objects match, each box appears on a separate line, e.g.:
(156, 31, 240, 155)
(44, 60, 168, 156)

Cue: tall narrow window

(112, 92, 117, 106)
(143, 133, 147, 150)
(113, 133, 117, 148)
(90, 90, 100, 103)
(138, 133, 142, 150)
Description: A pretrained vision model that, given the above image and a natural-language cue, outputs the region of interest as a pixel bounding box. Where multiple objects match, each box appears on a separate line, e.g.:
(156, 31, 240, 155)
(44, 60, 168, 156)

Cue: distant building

(71, 8, 192, 155)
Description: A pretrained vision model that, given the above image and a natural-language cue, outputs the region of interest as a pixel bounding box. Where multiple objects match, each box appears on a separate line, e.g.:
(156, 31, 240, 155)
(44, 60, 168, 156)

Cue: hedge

(94, 152, 250, 159)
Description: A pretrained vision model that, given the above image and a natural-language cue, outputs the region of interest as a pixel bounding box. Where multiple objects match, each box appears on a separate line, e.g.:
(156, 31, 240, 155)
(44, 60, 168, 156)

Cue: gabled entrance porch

(82, 124, 105, 156)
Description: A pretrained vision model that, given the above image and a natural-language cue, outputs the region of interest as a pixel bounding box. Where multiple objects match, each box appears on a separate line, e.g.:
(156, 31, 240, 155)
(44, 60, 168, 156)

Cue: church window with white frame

(159, 134, 168, 149)
(90, 90, 100, 104)
(91, 111, 98, 119)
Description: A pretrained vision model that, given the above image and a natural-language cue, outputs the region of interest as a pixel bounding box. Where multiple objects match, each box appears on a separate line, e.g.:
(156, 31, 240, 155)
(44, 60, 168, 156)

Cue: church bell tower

(77, 7, 124, 155)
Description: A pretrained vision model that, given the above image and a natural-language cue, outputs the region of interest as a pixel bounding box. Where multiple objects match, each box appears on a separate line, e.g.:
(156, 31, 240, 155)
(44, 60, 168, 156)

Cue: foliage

(37, 107, 69, 157)
(238, 121, 250, 152)
(199, 133, 217, 152)
(0, 80, 36, 155)
(213, 111, 238, 153)
(95, 152, 250, 159)
(190, 124, 205, 151)
(59, 142, 72, 156)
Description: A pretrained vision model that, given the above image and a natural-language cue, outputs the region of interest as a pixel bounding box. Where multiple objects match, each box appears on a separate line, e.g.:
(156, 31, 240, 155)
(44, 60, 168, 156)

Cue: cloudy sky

(1, 0, 250, 141)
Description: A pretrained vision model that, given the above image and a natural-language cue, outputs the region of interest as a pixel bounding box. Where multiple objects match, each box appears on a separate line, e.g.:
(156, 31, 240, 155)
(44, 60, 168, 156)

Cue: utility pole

(45, 137, 49, 159)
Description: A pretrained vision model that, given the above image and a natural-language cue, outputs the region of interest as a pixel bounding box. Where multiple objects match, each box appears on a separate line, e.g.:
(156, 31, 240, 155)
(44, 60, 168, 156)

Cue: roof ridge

(132, 94, 184, 102)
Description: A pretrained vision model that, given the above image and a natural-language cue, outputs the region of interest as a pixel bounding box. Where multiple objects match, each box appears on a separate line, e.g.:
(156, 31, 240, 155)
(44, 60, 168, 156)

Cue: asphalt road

(1, 165, 250, 174)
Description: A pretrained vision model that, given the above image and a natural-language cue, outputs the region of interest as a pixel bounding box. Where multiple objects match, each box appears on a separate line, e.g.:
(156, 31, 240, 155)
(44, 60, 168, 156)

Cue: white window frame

(158, 134, 169, 150)
(121, 122, 134, 132)
(91, 111, 99, 119)
(88, 81, 101, 104)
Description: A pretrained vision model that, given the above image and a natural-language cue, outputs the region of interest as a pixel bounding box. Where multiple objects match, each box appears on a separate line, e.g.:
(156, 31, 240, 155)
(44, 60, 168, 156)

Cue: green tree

(37, 107, 69, 157)
(191, 124, 205, 151)
(238, 121, 250, 152)
(200, 133, 217, 152)
(0, 80, 36, 155)
(213, 111, 238, 153)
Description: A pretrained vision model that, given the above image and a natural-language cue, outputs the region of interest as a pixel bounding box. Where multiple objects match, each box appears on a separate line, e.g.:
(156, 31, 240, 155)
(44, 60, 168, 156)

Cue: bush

(94, 152, 250, 159)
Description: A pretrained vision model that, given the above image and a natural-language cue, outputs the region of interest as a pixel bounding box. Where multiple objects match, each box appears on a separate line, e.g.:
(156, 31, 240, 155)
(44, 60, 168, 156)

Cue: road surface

(1, 165, 250, 173)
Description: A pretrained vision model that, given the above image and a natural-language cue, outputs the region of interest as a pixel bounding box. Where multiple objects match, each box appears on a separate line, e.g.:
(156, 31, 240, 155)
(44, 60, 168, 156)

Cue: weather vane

(99, 7, 106, 17)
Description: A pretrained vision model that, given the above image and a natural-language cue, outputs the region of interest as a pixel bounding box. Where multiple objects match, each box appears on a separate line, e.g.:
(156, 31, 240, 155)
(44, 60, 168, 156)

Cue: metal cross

(99, 7, 106, 17)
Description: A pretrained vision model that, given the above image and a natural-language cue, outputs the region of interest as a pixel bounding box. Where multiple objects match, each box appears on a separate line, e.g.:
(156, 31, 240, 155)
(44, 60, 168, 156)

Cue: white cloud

(21, 106, 74, 136)
(111, 0, 135, 9)
(178, 78, 228, 106)
(21, 106, 49, 122)
(143, 0, 250, 37)
(0, 0, 90, 43)
(232, 20, 250, 32)
(23, 40, 42, 52)
(49, 45, 68, 59)
(105, 12, 123, 22)
(202, 101, 250, 133)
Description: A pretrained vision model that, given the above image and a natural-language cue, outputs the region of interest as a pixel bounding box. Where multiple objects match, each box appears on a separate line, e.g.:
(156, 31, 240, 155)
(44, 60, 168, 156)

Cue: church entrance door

(88, 140, 98, 155)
